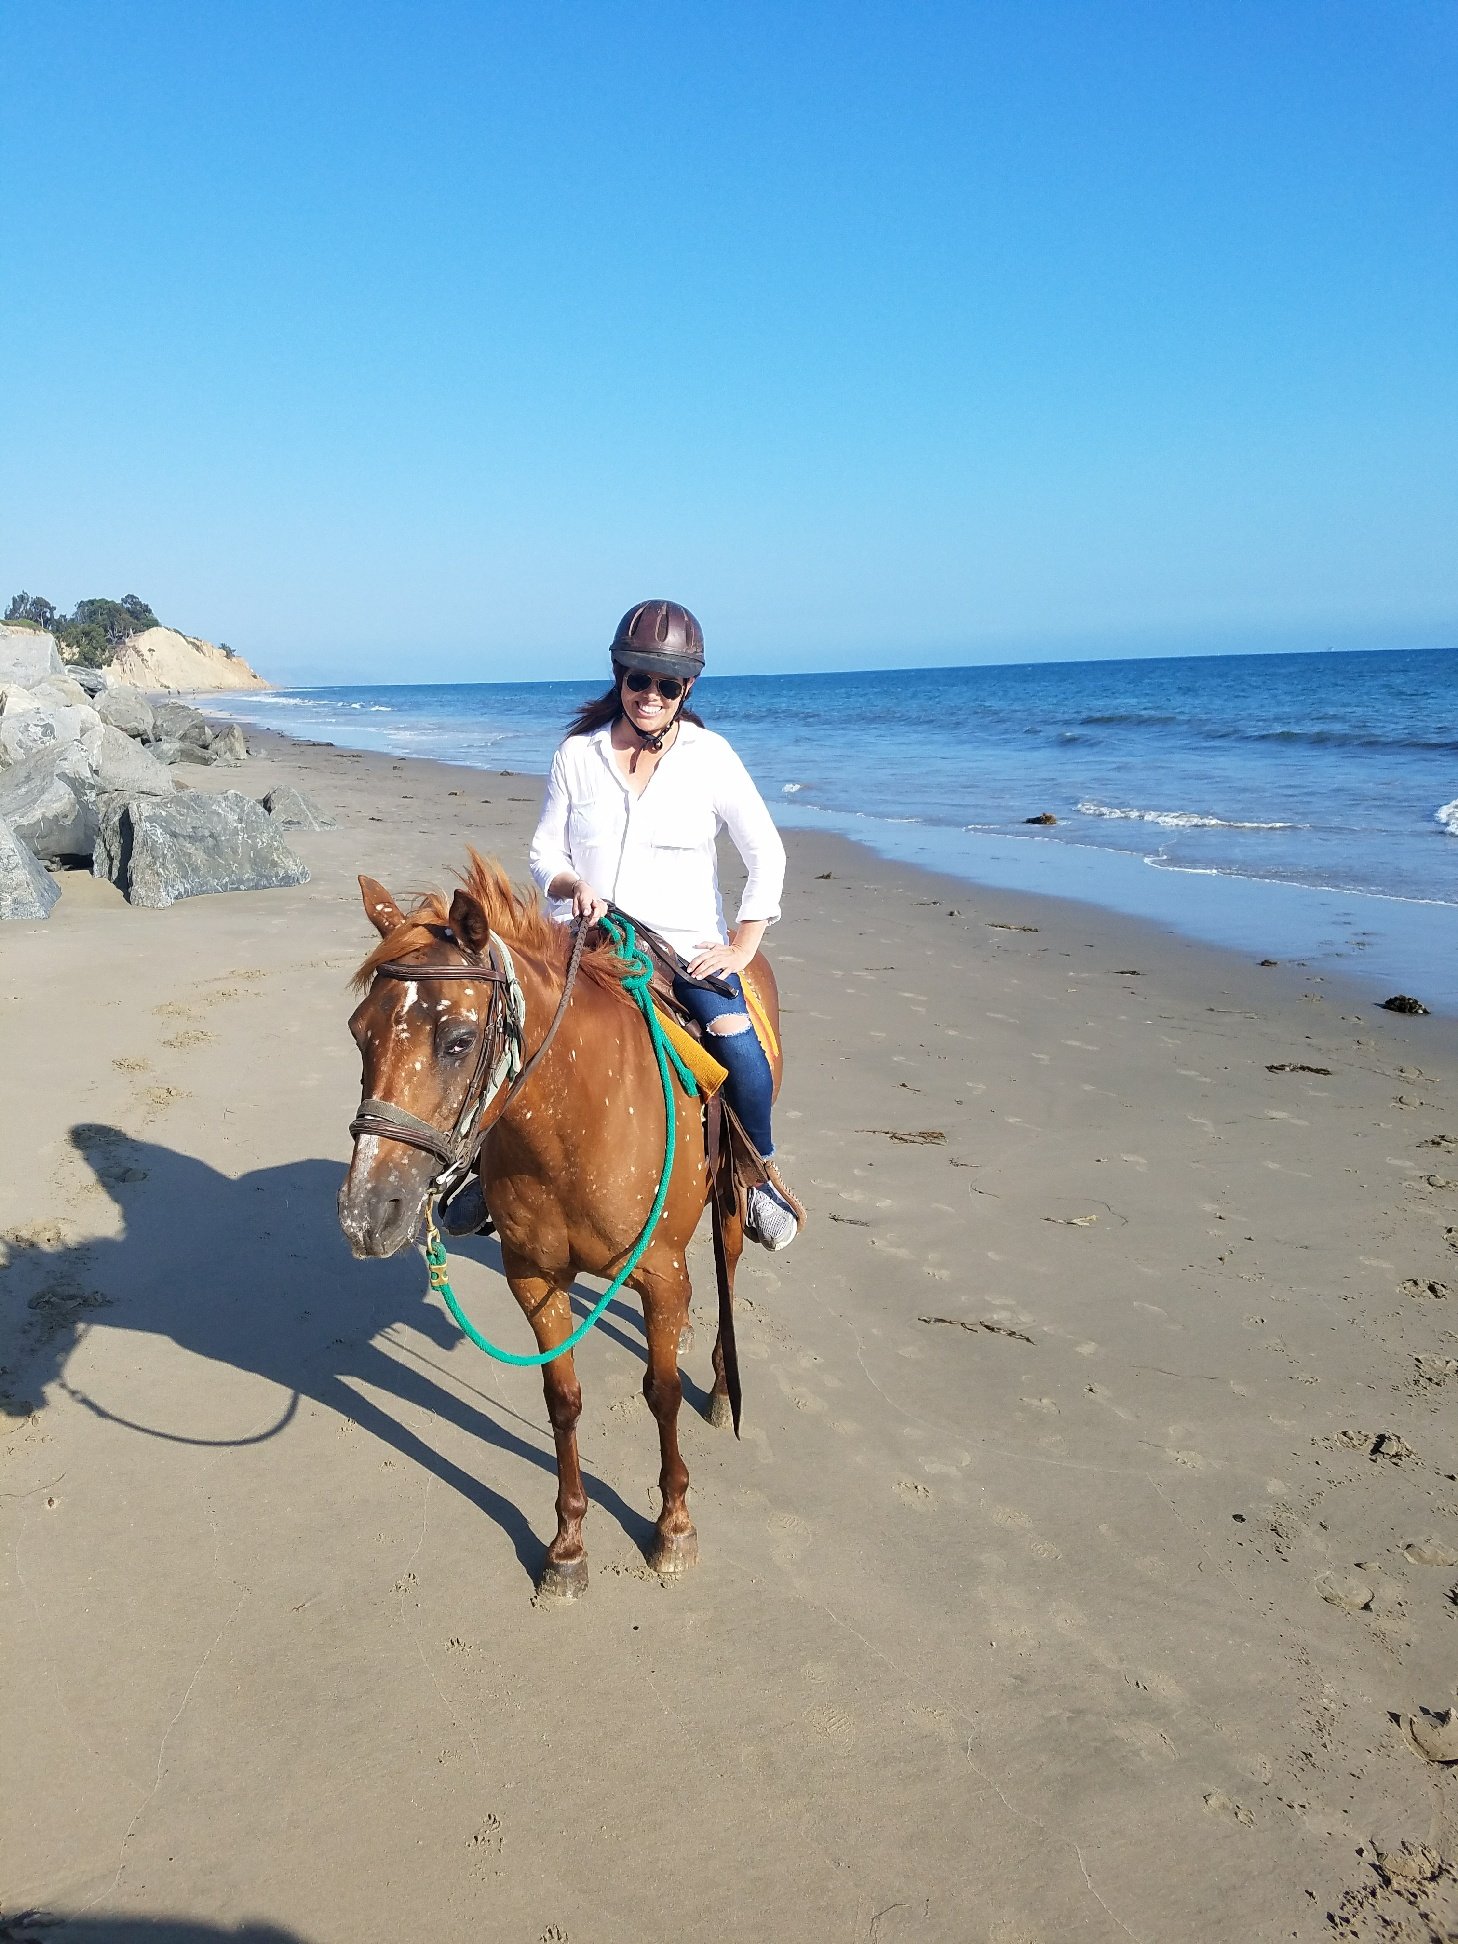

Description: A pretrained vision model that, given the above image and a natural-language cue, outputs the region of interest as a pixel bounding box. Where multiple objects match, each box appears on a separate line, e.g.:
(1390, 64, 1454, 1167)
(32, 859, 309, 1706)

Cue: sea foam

(1437, 798, 1458, 837)
(1077, 800, 1294, 832)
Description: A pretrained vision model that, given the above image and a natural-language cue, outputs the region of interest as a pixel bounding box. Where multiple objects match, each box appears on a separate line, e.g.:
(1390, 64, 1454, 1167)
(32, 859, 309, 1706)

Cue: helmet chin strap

(619, 674, 690, 756)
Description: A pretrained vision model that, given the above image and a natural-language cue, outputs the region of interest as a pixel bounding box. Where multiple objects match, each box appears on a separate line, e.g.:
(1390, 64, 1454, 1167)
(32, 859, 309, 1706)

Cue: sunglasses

(623, 671, 686, 701)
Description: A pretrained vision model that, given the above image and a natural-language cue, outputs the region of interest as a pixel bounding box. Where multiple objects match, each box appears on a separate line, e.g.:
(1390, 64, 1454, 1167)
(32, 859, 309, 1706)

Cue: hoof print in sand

(1400, 1709, 1458, 1764)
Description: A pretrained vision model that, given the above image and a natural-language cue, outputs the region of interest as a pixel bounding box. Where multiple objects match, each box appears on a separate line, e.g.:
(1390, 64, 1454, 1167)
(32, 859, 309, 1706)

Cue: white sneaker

(746, 1182, 799, 1251)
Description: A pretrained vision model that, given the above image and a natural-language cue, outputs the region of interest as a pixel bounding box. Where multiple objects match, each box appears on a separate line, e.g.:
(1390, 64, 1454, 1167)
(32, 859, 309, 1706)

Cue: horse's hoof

(707, 1390, 734, 1431)
(648, 1527, 699, 1576)
(535, 1555, 588, 1602)
(678, 1321, 694, 1356)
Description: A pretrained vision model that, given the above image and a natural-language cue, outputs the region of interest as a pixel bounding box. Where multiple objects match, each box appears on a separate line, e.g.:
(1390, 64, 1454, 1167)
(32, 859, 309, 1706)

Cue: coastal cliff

(108, 626, 269, 693)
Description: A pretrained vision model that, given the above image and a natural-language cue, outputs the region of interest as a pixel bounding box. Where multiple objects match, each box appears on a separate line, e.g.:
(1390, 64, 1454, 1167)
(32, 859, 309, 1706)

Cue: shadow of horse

(5, 1124, 697, 1584)
(3, 1917, 307, 1944)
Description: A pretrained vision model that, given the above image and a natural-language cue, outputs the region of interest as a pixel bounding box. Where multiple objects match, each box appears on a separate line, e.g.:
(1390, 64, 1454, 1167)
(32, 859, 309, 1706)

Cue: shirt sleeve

(715, 743, 787, 928)
(528, 747, 573, 896)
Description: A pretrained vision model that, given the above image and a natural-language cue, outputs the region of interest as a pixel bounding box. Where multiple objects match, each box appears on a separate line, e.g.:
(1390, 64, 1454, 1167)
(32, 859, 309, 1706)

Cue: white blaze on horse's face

(338, 960, 487, 1260)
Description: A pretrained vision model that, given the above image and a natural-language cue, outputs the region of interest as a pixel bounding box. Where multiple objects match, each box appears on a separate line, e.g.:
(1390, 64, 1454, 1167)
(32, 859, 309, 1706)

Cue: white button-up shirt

(528, 723, 787, 959)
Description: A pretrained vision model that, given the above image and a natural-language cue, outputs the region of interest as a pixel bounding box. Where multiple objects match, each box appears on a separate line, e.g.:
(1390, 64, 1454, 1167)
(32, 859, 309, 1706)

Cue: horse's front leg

(504, 1253, 589, 1601)
(637, 1264, 698, 1575)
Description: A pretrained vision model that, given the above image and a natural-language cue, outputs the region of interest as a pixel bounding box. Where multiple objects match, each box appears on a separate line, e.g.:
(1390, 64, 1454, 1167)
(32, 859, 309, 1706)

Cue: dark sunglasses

(623, 671, 686, 701)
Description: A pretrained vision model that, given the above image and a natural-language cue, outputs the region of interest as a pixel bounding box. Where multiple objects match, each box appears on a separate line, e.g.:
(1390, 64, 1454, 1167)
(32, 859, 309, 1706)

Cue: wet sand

(3, 727, 1456, 1942)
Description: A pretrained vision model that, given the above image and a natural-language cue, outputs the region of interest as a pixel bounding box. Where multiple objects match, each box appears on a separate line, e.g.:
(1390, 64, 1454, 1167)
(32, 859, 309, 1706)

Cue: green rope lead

(424, 912, 698, 1368)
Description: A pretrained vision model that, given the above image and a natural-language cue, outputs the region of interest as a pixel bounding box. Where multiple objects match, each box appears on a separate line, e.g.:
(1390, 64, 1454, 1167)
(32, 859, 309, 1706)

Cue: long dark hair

(565, 676, 705, 740)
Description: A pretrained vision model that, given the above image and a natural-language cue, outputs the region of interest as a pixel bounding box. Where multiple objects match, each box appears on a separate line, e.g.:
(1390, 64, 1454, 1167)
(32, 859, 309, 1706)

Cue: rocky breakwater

(0, 624, 316, 920)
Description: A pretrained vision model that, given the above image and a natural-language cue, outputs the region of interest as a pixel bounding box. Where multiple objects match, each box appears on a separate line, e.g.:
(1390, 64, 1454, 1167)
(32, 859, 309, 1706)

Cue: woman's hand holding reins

(571, 880, 610, 925)
(546, 871, 610, 926)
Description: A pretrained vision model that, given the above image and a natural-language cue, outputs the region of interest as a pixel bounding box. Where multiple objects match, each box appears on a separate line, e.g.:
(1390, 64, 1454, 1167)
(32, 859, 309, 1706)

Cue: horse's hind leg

(708, 1197, 744, 1431)
(506, 1258, 589, 1601)
(638, 1267, 698, 1574)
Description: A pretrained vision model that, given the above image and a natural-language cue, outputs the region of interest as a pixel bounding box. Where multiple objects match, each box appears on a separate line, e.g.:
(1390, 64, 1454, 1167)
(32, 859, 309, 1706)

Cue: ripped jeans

(671, 971, 774, 1157)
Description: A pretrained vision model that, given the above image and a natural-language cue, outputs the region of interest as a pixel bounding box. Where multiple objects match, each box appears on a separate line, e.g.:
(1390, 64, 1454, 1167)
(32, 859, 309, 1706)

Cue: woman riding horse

(528, 598, 799, 1249)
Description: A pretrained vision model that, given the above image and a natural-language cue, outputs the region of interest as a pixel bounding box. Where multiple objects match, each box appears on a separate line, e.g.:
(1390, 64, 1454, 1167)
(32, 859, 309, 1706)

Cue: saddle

(440, 907, 805, 1238)
(602, 909, 805, 1229)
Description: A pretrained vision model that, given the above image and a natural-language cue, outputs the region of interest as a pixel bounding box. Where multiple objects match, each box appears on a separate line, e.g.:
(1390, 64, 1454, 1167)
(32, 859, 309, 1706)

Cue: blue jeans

(671, 971, 775, 1156)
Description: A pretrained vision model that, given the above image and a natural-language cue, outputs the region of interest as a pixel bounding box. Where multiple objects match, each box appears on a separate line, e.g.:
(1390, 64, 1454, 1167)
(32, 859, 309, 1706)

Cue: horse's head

(338, 874, 501, 1258)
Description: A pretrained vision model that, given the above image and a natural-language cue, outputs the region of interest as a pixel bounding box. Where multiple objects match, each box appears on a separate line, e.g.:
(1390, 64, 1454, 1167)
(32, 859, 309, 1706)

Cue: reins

(352, 911, 698, 1368)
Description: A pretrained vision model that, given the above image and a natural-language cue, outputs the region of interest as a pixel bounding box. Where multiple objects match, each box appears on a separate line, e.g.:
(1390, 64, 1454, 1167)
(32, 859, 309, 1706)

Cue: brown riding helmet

(610, 600, 705, 681)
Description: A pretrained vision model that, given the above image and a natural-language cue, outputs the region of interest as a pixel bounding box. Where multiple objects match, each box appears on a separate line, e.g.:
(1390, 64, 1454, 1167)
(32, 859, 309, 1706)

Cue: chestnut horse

(337, 854, 782, 1599)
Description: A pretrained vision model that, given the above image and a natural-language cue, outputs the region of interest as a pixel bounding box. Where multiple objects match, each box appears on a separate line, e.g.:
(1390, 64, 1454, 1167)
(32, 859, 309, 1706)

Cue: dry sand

(3, 728, 1457, 1943)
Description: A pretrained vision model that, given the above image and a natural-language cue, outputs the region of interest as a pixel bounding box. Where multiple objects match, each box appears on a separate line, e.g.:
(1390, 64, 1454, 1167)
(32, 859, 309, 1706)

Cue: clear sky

(2, 1, 1454, 683)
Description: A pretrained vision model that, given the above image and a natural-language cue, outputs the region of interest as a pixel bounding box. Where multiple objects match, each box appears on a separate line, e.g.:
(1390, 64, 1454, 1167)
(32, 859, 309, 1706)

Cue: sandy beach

(3, 726, 1457, 1942)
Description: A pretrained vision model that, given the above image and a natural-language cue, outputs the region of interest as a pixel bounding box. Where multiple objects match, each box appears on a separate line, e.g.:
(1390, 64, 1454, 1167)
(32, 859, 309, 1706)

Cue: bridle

(347, 915, 592, 1199)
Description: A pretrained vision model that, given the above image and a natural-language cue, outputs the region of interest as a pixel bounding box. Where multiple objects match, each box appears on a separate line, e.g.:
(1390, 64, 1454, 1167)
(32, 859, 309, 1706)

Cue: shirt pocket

(565, 788, 619, 848)
(641, 796, 716, 855)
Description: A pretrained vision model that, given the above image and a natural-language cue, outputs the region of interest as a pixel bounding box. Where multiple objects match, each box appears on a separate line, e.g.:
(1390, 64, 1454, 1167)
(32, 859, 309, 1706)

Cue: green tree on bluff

(4, 590, 164, 666)
(4, 591, 59, 631)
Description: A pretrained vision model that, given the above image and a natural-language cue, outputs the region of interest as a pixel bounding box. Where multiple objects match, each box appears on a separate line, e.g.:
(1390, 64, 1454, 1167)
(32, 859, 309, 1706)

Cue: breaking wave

(1437, 798, 1458, 837)
(1077, 800, 1296, 832)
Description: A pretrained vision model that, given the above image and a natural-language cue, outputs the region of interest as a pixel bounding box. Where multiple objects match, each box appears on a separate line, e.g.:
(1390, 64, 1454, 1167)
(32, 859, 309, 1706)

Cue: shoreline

(5, 726, 1458, 1939)
(239, 717, 1458, 1031)
(215, 702, 1457, 1015)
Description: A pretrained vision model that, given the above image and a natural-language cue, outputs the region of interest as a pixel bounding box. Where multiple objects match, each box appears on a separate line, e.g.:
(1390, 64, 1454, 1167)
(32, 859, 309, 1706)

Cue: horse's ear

(359, 876, 405, 937)
(447, 887, 491, 956)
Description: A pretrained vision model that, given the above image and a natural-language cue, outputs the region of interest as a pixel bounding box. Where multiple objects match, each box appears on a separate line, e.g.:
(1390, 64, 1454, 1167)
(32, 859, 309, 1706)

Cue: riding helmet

(610, 600, 705, 681)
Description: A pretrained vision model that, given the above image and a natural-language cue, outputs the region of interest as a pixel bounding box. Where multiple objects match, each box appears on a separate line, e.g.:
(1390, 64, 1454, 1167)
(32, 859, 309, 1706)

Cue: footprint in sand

(894, 1478, 933, 1506)
(466, 1813, 503, 1865)
(1203, 1790, 1254, 1826)
(802, 1702, 856, 1746)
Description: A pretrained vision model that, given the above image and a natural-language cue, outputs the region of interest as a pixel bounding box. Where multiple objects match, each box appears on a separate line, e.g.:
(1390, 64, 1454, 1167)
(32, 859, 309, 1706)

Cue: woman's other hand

(686, 919, 765, 979)
(686, 941, 750, 978)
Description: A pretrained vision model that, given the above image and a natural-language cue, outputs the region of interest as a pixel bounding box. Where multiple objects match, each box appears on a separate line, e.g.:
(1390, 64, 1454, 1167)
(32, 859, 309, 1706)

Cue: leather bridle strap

(369, 959, 509, 983)
(491, 913, 591, 1117)
(349, 941, 512, 1177)
(349, 1095, 463, 1167)
(348, 914, 592, 1176)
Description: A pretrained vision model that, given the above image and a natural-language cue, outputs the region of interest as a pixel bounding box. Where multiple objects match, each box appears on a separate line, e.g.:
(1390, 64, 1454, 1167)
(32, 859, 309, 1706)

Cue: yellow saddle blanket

(651, 968, 779, 1097)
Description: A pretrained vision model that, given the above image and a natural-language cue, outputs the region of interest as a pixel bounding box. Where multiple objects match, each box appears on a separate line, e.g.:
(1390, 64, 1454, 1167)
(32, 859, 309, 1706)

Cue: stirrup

(439, 1178, 495, 1237)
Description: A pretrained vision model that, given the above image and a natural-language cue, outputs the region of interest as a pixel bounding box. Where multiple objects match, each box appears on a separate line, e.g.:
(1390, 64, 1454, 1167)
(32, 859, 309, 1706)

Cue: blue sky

(2, 1, 1454, 683)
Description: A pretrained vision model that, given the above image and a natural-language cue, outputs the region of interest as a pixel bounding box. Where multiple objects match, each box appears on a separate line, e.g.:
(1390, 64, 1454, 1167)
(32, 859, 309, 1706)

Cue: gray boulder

(96, 686, 155, 739)
(33, 674, 93, 710)
(207, 722, 248, 765)
(0, 749, 95, 860)
(262, 784, 337, 830)
(69, 665, 111, 696)
(0, 625, 64, 686)
(149, 700, 211, 748)
(0, 697, 101, 770)
(0, 709, 56, 768)
(94, 790, 309, 908)
(0, 816, 59, 921)
(91, 724, 176, 798)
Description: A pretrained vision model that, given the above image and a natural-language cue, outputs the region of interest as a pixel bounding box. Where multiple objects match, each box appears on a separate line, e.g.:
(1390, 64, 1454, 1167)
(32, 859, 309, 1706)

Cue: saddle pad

(653, 1006, 728, 1095)
(740, 966, 780, 1061)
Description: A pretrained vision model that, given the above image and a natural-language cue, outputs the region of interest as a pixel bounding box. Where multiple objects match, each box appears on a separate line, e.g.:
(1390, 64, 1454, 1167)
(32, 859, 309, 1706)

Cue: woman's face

(619, 669, 689, 738)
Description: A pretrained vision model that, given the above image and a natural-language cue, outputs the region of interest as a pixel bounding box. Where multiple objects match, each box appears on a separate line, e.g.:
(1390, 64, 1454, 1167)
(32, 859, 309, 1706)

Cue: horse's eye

(441, 1028, 476, 1060)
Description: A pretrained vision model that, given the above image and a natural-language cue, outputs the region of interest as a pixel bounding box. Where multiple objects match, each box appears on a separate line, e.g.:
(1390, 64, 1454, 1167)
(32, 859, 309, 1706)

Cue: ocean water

(205, 646, 1458, 1006)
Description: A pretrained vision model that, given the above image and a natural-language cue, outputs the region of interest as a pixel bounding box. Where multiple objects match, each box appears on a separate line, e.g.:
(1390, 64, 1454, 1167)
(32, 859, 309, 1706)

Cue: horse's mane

(352, 850, 629, 995)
